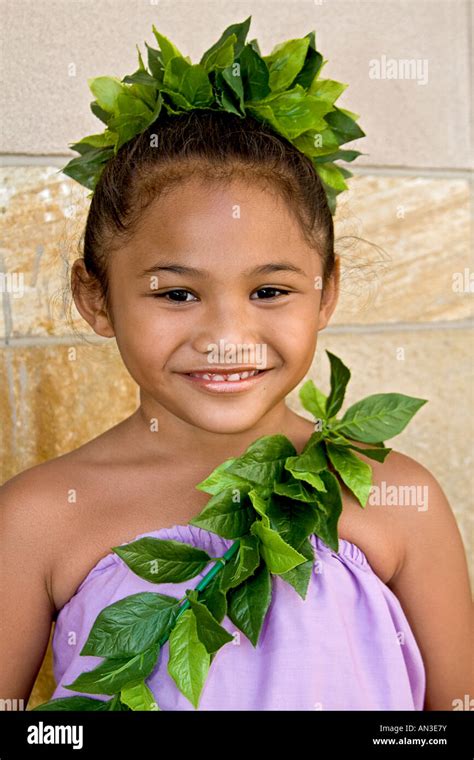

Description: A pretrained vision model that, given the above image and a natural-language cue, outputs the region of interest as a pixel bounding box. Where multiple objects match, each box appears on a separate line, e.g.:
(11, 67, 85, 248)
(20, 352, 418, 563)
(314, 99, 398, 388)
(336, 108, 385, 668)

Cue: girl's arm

(0, 472, 56, 708)
(386, 454, 473, 710)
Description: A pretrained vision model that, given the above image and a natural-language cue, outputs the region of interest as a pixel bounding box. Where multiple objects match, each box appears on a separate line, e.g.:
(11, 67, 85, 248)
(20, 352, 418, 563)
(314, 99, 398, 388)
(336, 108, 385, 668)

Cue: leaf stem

(157, 539, 240, 647)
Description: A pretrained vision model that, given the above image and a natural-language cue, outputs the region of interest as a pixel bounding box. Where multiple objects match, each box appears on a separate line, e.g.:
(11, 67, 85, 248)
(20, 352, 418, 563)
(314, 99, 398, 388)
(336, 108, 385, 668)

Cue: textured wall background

(1, 0, 472, 710)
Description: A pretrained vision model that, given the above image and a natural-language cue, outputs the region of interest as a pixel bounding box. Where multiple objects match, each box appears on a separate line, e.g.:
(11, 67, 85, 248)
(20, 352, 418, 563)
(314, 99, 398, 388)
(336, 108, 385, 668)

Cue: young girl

(1, 108, 472, 711)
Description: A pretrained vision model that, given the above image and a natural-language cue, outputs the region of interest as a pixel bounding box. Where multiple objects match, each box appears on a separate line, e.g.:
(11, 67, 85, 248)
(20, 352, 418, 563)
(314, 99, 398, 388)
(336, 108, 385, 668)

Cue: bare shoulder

(0, 450, 92, 605)
(355, 445, 473, 710)
(336, 441, 456, 584)
(1, 447, 90, 515)
(359, 443, 462, 556)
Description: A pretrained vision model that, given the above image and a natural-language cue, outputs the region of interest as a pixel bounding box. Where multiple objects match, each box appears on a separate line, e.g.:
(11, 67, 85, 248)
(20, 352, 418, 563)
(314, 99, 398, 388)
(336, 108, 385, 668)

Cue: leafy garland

(60, 16, 366, 215)
(31, 352, 426, 711)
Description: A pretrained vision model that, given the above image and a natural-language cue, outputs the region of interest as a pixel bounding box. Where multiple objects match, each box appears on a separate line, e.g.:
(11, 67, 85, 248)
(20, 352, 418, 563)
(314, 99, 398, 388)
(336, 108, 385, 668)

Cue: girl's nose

(190, 300, 262, 355)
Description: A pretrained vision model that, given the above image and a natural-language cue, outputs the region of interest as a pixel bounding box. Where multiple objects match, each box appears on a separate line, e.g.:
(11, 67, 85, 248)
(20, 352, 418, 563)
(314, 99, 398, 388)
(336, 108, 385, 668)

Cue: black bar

(0, 709, 472, 757)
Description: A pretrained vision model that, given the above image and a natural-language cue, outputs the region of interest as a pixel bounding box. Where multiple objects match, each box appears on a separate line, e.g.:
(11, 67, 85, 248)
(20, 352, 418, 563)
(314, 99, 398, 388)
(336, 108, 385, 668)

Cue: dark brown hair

(75, 108, 335, 320)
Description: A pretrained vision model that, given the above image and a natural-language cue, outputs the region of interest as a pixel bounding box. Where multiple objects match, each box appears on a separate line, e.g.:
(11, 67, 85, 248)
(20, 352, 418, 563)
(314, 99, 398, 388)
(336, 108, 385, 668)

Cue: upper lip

(181, 367, 268, 374)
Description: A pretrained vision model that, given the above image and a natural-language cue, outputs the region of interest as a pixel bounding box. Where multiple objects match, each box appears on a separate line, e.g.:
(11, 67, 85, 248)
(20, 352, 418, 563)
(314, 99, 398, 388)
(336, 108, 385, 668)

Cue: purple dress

(50, 524, 426, 710)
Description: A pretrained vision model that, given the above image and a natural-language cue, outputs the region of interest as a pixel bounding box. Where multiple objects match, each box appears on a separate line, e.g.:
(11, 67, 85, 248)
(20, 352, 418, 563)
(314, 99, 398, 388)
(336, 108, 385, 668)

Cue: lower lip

(178, 369, 271, 393)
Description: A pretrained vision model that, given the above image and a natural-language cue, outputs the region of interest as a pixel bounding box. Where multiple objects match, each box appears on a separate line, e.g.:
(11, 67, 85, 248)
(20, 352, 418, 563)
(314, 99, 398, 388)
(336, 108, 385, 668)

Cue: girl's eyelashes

(250, 287, 292, 300)
(150, 289, 197, 303)
(149, 287, 292, 303)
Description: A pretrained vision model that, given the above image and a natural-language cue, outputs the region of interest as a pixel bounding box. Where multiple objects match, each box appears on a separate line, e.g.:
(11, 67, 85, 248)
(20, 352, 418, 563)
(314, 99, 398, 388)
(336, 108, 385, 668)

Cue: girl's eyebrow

(137, 261, 307, 278)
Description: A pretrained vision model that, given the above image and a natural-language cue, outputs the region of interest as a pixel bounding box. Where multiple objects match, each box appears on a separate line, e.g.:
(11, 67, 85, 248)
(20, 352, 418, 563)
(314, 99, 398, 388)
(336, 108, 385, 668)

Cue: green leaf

(309, 78, 348, 103)
(272, 478, 316, 503)
(263, 37, 310, 92)
(120, 680, 159, 711)
(183, 64, 214, 106)
(226, 434, 296, 486)
(265, 493, 320, 549)
(313, 148, 363, 164)
(247, 86, 332, 140)
(189, 483, 254, 538)
(293, 126, 340, 159)
(80, 592, 181, 658)
(219, 534, 260, 592)
(88, 76, 125, 115)
(64, 643, 159, 695)
(292, 31, 324, 90)
(30, 696, 109, 711)
(168, 608, 210, 708)
(227, 561, 272, 646)
(279, 536, 315, 599)
(145, 42, 165, 82)
(213, 66, 245, 115)
(339, 106, 361, 121)
(315, 162, 349, 192)
(200, 16, 251, 65)
(195, 457, 249, 495)
(326, 442, 373, 507)
(198, 571, 227, 623)
(299, 379, 327, 420)
(90, 100, 111, 125)
(69, 131, 117, 153)
(250, 520, 307, 574)
(152, 26, 185, 65)
(300, 430, 324, 454)
(112, 537, 211, 583)
(122, 68, 160, 110)
(238, 43, 270, 101)
(186, 597, 234, 653)
(345, 443, 392, 463)
(61, 147, 114, 191)
(325, 106, 365, 144)
(162, 58, 215, 107)
(284, 442, 328, 490)
(326, 431, 393, 463)
(334, 393, 428, 443)
(312, 470, 343, 552)
(200, 33, 236, 73)
(107, 91, 156, 151)
(325, 350, 351, 418)
(247, 489, 271, 527)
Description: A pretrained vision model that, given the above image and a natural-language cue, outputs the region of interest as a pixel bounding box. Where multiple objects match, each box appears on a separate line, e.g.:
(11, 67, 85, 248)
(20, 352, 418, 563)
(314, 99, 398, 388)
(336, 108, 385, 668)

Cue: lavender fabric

(51, 523, 426, 710)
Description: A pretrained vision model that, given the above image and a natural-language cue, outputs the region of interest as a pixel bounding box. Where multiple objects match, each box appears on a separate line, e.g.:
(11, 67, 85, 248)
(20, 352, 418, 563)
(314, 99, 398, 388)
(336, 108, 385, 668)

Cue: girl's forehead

(145, 177, 290, 220)
(126, 179, 308, 252)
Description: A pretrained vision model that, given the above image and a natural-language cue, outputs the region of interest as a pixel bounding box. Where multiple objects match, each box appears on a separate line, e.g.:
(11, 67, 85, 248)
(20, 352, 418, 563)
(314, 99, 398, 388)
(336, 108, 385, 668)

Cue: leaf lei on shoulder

(60, 16, 366, 215)
(32, 352, 427, 712)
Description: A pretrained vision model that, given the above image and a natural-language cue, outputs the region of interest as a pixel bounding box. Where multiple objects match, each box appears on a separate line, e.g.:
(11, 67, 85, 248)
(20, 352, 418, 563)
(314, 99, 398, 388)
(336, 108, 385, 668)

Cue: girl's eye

(251, 287, 291, 300)
(150, 287, 291, 303)
(151, 289, 198, 302)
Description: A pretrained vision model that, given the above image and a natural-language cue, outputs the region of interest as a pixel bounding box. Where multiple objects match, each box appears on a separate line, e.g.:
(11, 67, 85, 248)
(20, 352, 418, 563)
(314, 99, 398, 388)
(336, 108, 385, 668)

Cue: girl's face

(76, 176, 339, 435)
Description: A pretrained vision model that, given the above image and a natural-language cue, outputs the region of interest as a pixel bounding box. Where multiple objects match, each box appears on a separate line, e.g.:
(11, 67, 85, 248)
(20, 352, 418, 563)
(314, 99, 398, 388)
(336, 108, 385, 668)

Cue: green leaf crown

(60, 16, 366, 215)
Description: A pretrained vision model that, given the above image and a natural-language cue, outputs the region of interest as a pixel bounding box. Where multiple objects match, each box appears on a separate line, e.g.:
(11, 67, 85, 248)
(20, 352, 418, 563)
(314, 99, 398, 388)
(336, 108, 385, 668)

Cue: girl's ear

(318, 255, 340, 332)
(71, 258, 115, 338)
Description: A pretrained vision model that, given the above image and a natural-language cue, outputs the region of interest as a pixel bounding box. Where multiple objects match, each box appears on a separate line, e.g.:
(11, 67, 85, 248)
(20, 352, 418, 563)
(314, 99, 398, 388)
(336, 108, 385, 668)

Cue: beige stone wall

(1, 1, 472, 710)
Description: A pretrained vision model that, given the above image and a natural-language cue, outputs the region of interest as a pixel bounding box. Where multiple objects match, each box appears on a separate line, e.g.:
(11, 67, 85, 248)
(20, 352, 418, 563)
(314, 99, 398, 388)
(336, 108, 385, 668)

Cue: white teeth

(189, 370, 260, 381)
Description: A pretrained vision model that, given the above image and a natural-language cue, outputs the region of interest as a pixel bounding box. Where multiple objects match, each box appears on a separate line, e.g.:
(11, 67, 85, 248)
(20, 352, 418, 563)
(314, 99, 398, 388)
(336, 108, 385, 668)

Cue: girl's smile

(178, 366, 272, 394)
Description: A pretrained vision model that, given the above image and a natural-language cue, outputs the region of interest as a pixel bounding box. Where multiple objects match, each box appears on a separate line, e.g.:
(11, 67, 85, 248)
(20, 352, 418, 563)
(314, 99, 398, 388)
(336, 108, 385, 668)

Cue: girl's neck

(124, 396, 314, 468)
